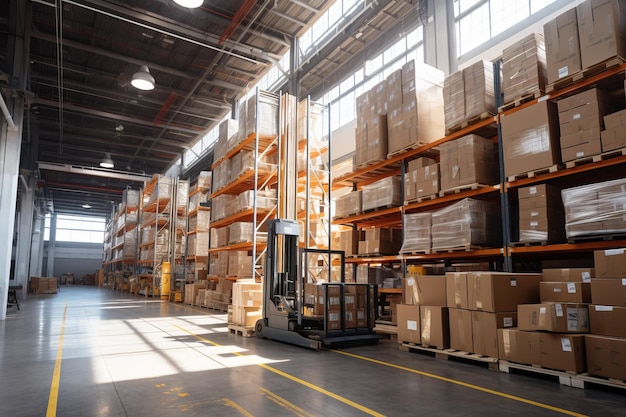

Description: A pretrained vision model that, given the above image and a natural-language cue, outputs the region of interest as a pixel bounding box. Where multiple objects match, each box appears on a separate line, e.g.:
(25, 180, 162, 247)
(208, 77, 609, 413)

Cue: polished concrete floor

(1, 287, 625, 417)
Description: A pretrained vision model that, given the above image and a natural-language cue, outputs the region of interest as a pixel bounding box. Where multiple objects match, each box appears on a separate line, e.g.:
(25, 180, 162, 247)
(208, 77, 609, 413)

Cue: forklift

(255, 218, 380, 349)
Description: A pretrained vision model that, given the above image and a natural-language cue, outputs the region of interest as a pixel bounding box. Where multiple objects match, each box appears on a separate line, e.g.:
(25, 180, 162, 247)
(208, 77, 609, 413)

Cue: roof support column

(424, 0, 456, 75)
(289, 37, 300, 100)
(14, 174, 36, 298)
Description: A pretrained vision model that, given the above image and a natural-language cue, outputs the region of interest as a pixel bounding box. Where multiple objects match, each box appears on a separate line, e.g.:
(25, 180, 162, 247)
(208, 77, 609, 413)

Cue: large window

(454, 0, 559, 58)
(45, 214, 106, 243)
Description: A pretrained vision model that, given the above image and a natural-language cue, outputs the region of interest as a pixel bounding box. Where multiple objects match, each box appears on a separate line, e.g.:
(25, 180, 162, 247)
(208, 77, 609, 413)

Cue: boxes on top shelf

(577, 0, 626, 70)
(463, 60, 496, 121)
(502, 32, 547, 103)
(430, 198, 501, 251)
(561, 177, 626, 238)
(400, 212, 431, 254)
(543, 8, 582, 84)
(500, 100, 560, 178)
(438, 134, 497, 192)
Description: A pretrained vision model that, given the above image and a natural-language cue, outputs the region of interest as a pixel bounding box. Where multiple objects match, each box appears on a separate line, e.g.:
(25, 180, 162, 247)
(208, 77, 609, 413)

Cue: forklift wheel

(255, 319, 264, 338)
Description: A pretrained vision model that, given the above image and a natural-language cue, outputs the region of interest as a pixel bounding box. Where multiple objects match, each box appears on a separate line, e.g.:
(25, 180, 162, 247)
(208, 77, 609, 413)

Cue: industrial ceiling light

(173, 0, 203, 8)
(131, 65, 156, 91)
(100, 153, 115, 169)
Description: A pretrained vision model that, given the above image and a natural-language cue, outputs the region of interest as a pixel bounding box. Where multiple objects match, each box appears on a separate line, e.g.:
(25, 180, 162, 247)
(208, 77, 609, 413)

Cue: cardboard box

(590, 278, 626, 306)
(420, 306, 450, 349)
(502, 33, 547, 103)
(443, 70, 465, 131)
(397, 304, 421, 344)
(403, 275, 447, 306)
(448, 308, 473, 352)
(498, 328, 542, 365)
(472, 311, 517, 358)
(589, 305, 626, 337)
(400, 212, 431, 253)
(337, 229, 362, 257)
(601, 127, 626, 152)
(594, 248, 626, 278)
(304, 284, 342, 315)
(467, 272, 542, 312)
(463, 60, 496, 120)
(439, 134, 497, 191)
(544, 8, 582, 84)
(518, 183, 559, 201)
(501, 100, 560, 178)
(517, 303, 589, 333)
(542, 268, 594, 282)
(585, 334, 626, 380)
(577, 0, 626, 69)
(446, 272, 469, 309)
(540, 282, 592, 303)
(539, 333, 586, 373)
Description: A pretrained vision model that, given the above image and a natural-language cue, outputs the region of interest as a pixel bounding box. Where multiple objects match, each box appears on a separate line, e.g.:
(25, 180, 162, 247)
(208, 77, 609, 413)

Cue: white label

(529, 186, 537, 195)
(553, 288, 562, 293)
(561, 338, 573, 352)
(555, 304, 564, 317)
(622, 278, 626, 286)
(605, 249, 625, 256)
(530, 221, 538, 227)
(576, 151, 584, 157)
(567, 283, 577, 293)
(595, 305, 614, 312)
(452, 165, 460, 178)
(558, 66, 569, 78)
(503, 317, 514, 328)
(540, 307, 547, 314)
(510, 278, 517, 287)
(573, 113, 581, 120)
(531, 211, 539, 217)
(407, 320, 418, 331)
(582, 272, 591, 283)
(407, 277, 415, 286)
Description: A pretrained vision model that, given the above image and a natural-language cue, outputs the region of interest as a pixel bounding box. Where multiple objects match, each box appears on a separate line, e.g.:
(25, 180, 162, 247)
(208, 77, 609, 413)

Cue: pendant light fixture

(131, 65, 156, 91)
(173, 0, 203, 8)
(100, 153, 115, 169)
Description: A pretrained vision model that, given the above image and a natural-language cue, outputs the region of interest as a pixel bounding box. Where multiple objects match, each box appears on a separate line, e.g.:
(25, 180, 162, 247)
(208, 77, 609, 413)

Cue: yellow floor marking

(261, 387, 317, 417)
(223, 398, 254, 417)
(177, 393, 189, 398)
(173, 324, 384, 417)
(333, 349, 588, 417)
(46, 301, 69, 417)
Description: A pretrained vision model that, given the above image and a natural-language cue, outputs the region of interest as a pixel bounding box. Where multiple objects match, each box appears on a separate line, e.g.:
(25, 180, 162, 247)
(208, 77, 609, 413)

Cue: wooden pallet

(565, 147, 626, 169)
(499, 90, 544, 113)
(546, 56, 626, 93)
(507, 164, 561, 182)
(228, 324, 255, 338)
(431, 245, 484, 253)
(374, 324, 398, 341)
(362, 204, 400, 213)
(399, 249, 432, 255)
(439, 183, 489, 197)
(333, 212, 361, 221)
(510, 240, 549, 247)
(387, 141, 430, 158)
(405, 194, 438, 205)
(446, 112, 495, 134)
(401, 343, 499, 369)
(567, 233, 626, 244)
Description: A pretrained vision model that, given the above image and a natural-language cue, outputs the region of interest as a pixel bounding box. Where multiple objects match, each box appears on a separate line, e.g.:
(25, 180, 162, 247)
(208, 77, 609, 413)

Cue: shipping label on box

(540, 282, 592, 303)
(397, 304, 421, 344)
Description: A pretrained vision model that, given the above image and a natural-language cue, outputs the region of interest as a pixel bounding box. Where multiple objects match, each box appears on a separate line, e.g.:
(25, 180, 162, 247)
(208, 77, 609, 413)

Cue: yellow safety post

(161, 262, 171, 300)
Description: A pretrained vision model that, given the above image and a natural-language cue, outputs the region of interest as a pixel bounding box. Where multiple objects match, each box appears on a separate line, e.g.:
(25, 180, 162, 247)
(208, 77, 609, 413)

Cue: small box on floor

(397, 304, 421, 344)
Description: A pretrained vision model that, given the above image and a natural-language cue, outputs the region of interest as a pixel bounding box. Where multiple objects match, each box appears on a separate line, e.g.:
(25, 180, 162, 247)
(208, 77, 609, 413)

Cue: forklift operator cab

(255, 219, 380, 350)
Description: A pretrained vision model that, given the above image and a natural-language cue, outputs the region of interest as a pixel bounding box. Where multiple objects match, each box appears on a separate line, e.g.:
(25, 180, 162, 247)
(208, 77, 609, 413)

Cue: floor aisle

(1, 286, 625, 417)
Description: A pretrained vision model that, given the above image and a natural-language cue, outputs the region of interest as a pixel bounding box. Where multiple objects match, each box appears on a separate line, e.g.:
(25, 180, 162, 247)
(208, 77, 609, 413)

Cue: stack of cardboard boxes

(29, 277, 59, 294)
(404, 157, 439, 203)
(334, 229, 362, 257)
(557, 88, 613, 162)
(303, 283, 372, 330)
(357, 227, 402, 256)
(601, 108, 626, 152)
(439, 134, 498, 193)
(544, 0, 626, 87)
(356, 82, 388, 168)
(203, 277, 233, 311)
(399, 212, 431, 254)
(561, 177, 626, 238)
(443, 60, 496, 133)
(430, 198, 501, 251)
(184, 282, 207, 305)
(517, 184, 565, 243)
(230, 280, 263, 328)
(502, 33, 547, 104)
(333, 190, 362, 219)
(361, 176, 402, 211)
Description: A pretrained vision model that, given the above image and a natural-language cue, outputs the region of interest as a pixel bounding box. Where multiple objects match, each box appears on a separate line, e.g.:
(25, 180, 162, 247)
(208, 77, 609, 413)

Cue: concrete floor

(1, 287, 625, 417)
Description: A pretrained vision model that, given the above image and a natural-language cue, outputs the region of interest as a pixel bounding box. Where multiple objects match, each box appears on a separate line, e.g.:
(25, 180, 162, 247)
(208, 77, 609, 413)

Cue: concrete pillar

(424, 0, 455, 75)
(29, 207, 44, 284)
(46, 214, 57, 278)
(14, 174, 35, 298)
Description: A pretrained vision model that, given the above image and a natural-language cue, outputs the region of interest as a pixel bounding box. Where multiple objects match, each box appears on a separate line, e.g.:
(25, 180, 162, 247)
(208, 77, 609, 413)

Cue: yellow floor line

(223, 398, 254, 417)
(46, 301, 69, 417)
(332, 349, 588, 417)
(261, 387, 317, 417)
(173, 324, 384, 417)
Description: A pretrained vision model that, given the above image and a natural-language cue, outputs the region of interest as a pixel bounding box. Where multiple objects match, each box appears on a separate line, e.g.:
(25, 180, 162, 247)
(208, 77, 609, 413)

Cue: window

(45, 214, 106, 243)
(454, 0, 558, 58)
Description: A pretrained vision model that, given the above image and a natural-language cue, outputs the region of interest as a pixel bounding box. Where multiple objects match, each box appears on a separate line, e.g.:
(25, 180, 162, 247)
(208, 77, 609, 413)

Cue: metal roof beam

(38, 162, 152, 182)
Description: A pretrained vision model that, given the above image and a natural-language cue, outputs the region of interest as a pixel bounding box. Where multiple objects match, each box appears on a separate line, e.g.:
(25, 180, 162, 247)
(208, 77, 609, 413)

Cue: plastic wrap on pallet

(209, 252, 229, 276)
(332, 154, 355, 179)
(212, 159, 231, 192)
(443, 71, 465, 131)
(562, 178, 626, 237)
(123, 189, 140, 209)
(177, 181, 189, 211)
(189, 209, 210, 232)
(400, 212, 432, 253)
(233, 190, 276, 215)
(211, 227, 230, 248)
(196, 171, 212, 193)
(191, 232, 209, 257)
(297, 99, 325, 143)
(502, 33, 547, 104)
(146, 175, 172, 205)
(211, 194, 235, 221)
(431, 198, 501, 250)
(231, 150, 255, 180)
(242, 91, 279, 140)
(228, 222, 254, 244)
(188, 191, 210, 212)
(228, 251, 253, 277)
(125, 211, 137, 226)
(334, 190, 362, 219)
(123, 231, 137, 255)
(362, 176, 402, 211)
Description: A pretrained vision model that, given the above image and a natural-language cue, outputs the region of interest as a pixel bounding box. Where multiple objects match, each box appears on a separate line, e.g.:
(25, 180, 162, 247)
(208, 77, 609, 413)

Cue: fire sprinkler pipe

(219, 0, 256, 44)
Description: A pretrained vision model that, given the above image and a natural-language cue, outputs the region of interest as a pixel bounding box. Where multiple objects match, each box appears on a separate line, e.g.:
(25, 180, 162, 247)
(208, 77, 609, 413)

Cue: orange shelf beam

(510, 239, 626, 254)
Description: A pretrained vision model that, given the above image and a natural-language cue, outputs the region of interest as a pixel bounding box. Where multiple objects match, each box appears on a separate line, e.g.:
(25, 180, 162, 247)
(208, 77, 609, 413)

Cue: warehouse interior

(3, 0, 626, 415)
